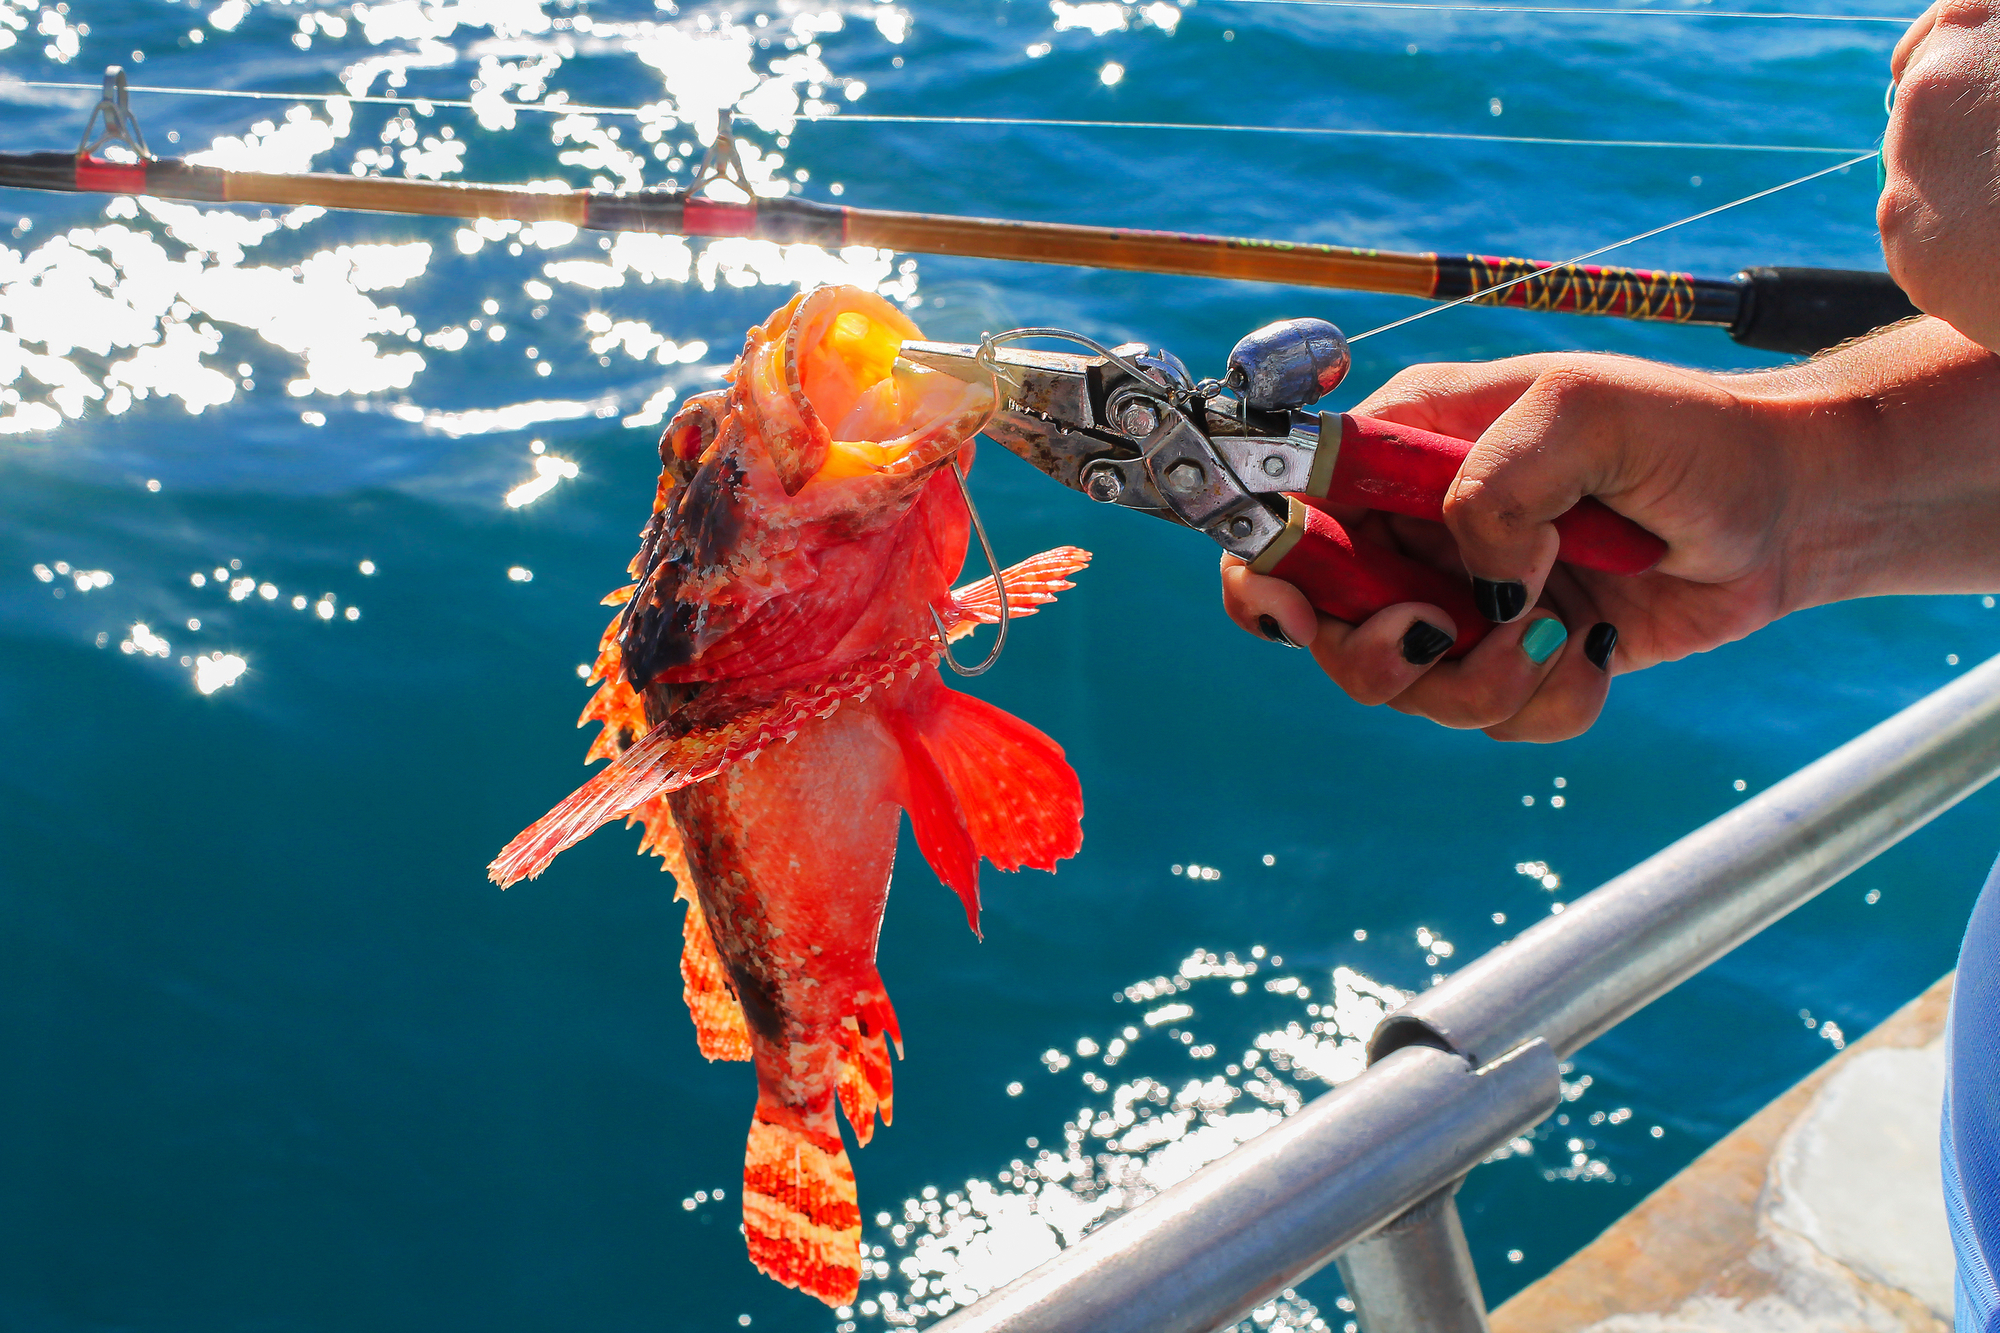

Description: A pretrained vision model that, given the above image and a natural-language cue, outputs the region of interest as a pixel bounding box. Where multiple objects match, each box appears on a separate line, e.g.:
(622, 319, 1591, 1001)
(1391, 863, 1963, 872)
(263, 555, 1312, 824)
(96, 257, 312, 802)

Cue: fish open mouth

(749, 287, 994, 490)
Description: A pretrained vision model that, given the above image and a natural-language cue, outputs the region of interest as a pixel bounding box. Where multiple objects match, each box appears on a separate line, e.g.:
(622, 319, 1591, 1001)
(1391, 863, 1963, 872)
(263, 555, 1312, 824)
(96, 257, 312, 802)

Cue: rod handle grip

(1728, 266, 1920, 356)
(1252, 498, 1489, 659)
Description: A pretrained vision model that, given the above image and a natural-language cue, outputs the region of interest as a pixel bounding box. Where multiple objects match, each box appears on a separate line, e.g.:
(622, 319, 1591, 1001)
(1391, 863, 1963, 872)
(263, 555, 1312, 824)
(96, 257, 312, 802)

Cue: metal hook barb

(930, 457, 1010, 677)
(688, 110, 754, 200)
(78, 66, 152, 161)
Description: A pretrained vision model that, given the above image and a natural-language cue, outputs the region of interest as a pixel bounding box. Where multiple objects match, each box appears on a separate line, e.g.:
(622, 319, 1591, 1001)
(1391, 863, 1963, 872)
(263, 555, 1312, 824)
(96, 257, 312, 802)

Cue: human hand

(1881, 0, 2000, 349)
(1219, 353, 1828, 741)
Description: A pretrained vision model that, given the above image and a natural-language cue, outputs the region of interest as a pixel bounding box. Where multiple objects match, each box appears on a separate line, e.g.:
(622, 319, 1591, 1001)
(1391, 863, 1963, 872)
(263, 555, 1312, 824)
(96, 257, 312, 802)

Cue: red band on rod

(75, 157, 148, 194)
(681, 198, 758, 237)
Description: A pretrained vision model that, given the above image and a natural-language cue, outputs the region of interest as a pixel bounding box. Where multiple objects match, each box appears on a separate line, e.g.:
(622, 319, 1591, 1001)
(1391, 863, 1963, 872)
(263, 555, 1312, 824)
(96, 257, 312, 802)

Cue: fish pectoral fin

(488, 719, 688, 887)
(885, 709, 982, 935)
(920, 688, 1085, 877)
(941, 545, 1092, 641)
(743, 1109, 862, 1308)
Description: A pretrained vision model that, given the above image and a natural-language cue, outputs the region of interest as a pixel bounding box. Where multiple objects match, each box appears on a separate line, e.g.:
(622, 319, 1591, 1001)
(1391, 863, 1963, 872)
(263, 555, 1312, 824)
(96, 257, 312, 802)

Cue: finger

(1304, 601, 1462, 706)
(1351, 357, 1560, 441)
(1890, 0, 1943, 82)
(1442, 363, 1679, 622)
(1388, 611, 1573, 730)
(1220, 554, 1319, 649)
(1481, 574, 1618, 742)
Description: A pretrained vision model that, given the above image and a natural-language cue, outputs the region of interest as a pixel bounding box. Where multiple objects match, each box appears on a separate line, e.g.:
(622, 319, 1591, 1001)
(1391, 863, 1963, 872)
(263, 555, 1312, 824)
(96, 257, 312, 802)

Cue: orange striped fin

(677, 886, 753, 1061)
(619, 795, 753, 1061)
(941, 545, 1092, 641)
(580, 612, 648, 764)
(837, 1019, 896, 1145)
(489, 636, 942, 888)
(743, 1111, 862, 1307)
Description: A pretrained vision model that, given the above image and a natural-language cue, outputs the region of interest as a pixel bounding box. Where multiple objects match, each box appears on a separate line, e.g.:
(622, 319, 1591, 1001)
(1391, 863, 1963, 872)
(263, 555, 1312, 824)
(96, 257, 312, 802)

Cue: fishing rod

(4, 69, 1916, 356)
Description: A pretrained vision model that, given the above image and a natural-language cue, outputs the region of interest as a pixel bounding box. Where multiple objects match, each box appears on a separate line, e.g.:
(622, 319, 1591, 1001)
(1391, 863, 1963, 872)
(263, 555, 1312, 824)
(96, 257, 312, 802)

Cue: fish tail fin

(924, 688, 1085, 875)
(941, 545, 1091, 641)
(743, 1108, 862, 1307)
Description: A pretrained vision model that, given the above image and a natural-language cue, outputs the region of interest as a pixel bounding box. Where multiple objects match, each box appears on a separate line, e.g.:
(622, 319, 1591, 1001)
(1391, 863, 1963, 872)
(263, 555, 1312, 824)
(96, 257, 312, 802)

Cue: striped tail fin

(743, 1110, 863, 1307)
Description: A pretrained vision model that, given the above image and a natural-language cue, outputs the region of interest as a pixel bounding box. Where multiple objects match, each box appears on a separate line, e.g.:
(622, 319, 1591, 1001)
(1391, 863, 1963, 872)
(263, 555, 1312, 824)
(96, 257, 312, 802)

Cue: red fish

(489, 286, 1089, 1306)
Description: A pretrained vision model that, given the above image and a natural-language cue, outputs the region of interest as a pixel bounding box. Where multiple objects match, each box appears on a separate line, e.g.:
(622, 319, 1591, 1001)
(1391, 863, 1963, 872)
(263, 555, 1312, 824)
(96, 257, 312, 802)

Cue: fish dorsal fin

(676, 882, 754, 1062)
(622, 795, 755, 1062)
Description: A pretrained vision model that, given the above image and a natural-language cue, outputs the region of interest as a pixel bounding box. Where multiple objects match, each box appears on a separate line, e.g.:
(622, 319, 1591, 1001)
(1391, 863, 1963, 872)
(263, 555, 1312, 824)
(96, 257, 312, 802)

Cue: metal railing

(933, 651, 2000, 1333)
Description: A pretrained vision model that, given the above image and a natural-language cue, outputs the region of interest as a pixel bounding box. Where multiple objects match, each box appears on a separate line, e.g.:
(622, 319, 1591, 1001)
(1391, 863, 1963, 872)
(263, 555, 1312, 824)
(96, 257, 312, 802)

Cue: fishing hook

(930, 456, 1010, 677)
(928, 323, 1197, 677)
(928, 324, 1191, 677)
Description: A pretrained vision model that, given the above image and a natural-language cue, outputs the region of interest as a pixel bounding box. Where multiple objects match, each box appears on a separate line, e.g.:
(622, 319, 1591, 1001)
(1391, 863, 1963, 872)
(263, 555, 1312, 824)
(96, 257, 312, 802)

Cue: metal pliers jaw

(903, 319, 1669, 664)
(899, 333, 1327, 564)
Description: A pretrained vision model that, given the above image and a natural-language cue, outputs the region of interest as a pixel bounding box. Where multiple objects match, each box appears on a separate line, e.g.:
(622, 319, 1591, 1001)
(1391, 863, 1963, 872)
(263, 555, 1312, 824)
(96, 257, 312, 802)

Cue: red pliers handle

(1251, 414, 1665, 657)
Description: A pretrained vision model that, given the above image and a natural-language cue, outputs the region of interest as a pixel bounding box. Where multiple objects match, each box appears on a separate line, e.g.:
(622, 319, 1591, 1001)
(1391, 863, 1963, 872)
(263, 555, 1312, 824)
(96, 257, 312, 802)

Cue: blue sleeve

(1946, 855, 2000, 1333)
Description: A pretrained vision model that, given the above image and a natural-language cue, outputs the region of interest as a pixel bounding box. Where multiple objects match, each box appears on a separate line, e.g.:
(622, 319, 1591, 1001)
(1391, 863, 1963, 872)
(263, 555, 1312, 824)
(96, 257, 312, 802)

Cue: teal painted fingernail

(1521, 618, 1568, 664)
(1877, 146, 1886, 196)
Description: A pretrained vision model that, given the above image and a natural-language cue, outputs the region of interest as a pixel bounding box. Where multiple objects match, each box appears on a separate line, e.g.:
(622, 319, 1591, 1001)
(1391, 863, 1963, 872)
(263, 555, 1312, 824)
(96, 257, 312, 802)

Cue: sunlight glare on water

(5, 0, 1997, 1330)
(854, 950, 1623, 1331)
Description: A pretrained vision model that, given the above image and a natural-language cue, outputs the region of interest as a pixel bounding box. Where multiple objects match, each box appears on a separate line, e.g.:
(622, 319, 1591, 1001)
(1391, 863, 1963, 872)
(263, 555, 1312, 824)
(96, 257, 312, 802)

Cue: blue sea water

(2, 1, 1995, 1329)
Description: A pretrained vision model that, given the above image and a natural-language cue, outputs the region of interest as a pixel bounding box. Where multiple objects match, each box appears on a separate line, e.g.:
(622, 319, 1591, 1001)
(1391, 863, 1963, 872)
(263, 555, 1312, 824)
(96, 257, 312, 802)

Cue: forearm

(1737, 317, 2000, 605)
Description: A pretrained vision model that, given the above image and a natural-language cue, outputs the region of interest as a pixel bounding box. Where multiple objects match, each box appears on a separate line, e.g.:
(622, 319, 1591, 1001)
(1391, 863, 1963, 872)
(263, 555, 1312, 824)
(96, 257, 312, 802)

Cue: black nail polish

(1401, 620, 1454, 666)
(1584, 621, 1619, 671)
(1472, 577, 1529, 623)
(1257, 614, 1303, 649)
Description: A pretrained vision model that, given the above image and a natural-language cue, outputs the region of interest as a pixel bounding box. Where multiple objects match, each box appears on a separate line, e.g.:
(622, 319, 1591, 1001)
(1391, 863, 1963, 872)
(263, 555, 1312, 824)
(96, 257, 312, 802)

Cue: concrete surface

(1490, 974, 1956, 1333)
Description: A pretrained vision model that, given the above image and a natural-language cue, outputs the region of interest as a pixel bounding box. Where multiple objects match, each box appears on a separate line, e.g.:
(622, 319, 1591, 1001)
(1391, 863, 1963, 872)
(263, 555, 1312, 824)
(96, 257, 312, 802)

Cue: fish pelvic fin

(743, 1108, 862, 1308)
(488, 636, 941, 887)
(884, 707, 982, 935)
(923, 688, 1085, 879)
(940, 545, 1092, 641)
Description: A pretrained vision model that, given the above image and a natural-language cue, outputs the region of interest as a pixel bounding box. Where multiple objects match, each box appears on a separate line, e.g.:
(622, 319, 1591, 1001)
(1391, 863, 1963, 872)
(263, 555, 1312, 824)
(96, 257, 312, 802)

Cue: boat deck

(1492, 973, 1956, 1333)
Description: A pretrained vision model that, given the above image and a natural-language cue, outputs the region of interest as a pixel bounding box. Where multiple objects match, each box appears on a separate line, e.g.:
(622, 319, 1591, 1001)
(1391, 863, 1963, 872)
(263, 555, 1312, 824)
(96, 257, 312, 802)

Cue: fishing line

(0, 80, 1871, 157)
(818, 114, 1869, 155)
(1222, 0, 1916, 21)
(1347, 150, 1878, 342)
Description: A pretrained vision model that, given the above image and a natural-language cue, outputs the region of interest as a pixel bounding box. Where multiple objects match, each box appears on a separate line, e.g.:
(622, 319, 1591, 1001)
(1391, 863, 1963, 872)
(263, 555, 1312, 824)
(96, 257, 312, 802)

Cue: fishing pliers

(902, 319, 1665, 658)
